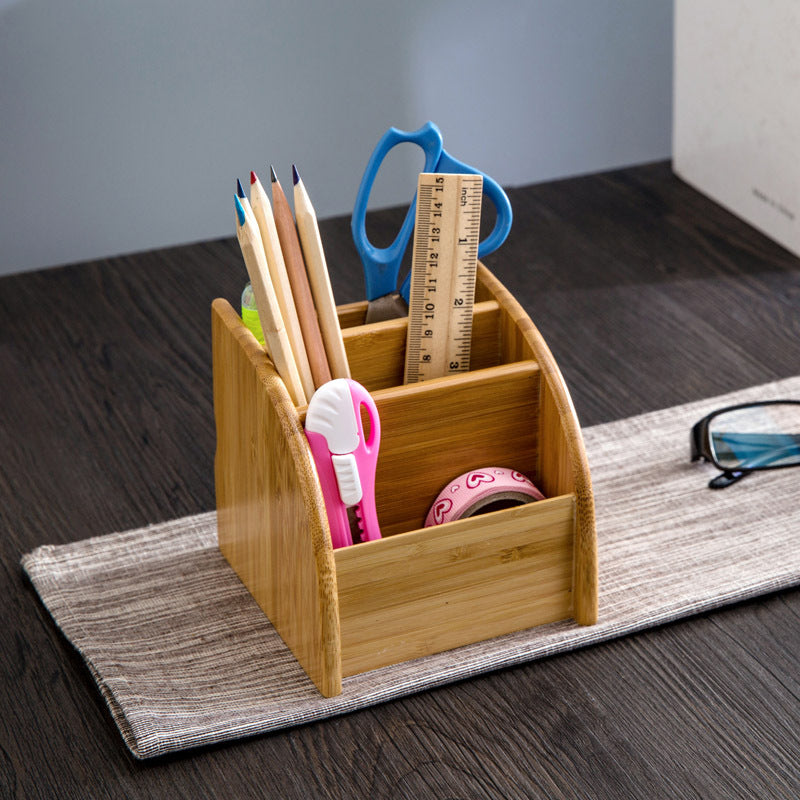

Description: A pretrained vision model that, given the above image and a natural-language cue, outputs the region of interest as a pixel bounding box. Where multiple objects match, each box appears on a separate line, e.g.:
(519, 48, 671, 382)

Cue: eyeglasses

(691, 400, 800, 489)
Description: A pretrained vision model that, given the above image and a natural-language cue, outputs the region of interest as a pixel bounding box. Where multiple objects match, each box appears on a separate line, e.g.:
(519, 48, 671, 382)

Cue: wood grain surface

(215, 260, 593, 690)
(213, 299, 341, 697)
(3, 162, 800, 798)
(335, 495, 575, 676)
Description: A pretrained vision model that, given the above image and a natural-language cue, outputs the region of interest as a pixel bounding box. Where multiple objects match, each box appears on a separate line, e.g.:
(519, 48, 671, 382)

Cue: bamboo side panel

(476, 264, 598, 625)
(537, 385, 575, 498)
(334, 495, 576, 676)
(212, 299, 342, 697)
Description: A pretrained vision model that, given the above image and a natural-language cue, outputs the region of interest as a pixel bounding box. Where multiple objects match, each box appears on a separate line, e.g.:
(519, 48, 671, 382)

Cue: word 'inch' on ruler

(404, 172, 483, 384)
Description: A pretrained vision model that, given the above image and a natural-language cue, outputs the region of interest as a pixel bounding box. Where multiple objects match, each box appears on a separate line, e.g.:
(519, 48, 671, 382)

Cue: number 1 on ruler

(404, 173, 483, 384)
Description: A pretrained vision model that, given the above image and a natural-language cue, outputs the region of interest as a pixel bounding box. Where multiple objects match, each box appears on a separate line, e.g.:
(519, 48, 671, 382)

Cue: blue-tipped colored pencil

(234, 193, 307, 406)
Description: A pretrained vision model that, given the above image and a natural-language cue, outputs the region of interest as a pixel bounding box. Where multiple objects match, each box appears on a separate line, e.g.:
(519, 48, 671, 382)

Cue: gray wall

(0, 0, 673, 276)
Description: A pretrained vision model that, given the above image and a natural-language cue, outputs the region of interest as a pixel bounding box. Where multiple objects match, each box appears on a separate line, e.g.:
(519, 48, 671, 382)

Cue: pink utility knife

(304, 379, 382, 548)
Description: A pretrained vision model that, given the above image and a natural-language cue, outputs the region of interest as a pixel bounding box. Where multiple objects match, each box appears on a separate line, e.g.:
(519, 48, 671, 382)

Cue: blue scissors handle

(352, 122, 513, 304)
(351, 123, 442, 302)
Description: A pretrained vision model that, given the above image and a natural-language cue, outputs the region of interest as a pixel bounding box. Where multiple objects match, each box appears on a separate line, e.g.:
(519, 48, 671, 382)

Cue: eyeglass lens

(708, 403, 800, 471)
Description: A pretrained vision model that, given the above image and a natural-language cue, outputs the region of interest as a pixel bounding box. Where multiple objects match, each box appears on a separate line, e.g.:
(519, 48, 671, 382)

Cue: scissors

(351, 121, 513, 323)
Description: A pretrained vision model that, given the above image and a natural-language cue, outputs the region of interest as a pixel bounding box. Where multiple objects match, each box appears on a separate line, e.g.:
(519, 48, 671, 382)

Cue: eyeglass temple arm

(690, 421, 749, 488)
(708, 469, 750, 490)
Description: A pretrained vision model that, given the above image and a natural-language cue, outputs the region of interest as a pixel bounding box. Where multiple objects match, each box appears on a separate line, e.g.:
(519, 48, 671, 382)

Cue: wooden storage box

(212, 264, 597, 697)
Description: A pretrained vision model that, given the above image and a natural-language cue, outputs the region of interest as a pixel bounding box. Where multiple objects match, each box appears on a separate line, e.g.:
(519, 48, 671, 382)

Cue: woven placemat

(22, 377, 800, 759)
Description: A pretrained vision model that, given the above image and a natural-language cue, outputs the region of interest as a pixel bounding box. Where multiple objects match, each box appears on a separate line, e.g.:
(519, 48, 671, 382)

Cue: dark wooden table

(3, 163, 799, 799)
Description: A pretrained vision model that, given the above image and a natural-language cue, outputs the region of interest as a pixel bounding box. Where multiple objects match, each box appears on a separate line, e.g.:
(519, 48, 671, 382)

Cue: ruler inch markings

(403, 172, 483, 384)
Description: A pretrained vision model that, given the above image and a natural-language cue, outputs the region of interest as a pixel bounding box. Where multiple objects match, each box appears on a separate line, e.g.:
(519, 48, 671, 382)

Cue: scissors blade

(365, 292, 408, 323)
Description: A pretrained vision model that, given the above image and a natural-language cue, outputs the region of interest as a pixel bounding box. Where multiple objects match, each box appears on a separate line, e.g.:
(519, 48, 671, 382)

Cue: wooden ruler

(404, 172, 483, 383)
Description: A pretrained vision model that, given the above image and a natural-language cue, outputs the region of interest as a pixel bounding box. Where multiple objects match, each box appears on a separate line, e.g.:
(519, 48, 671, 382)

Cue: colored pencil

(249, 170, 315, 400)
(293, 165, 350, 380)
(234, 194, 306, 406)
(270, 166, 331, 389)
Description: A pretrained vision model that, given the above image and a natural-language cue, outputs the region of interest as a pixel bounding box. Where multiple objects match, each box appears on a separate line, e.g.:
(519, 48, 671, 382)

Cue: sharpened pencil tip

(292, 164, 300, 185)
(236, 179, 246, 199)
(234, 195, 246, 227)
(250, 170, 258, 186)
(270, 165, 278, 183)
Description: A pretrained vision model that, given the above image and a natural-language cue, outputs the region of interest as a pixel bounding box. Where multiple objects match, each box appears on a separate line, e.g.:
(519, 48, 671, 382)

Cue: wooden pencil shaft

(250, 176, 316, 400)
(271, 176, 332, 389)
(236, 221, 306, 406)
(294, 176, 351, 380)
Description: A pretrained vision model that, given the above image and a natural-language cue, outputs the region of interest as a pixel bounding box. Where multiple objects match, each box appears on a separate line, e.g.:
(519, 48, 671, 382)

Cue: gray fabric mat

(21, 377, 800, 759)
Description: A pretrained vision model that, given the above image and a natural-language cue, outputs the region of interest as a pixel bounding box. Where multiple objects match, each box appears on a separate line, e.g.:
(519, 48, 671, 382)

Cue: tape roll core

(424, 467, 544, 527)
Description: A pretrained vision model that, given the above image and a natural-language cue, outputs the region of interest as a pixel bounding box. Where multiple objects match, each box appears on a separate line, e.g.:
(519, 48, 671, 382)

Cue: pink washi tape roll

(424, 467, 545, 527)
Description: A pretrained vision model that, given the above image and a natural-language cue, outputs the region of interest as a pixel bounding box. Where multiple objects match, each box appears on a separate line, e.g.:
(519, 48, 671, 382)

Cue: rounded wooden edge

(474, 268, 599, 625)
(211, 298, 343, 695)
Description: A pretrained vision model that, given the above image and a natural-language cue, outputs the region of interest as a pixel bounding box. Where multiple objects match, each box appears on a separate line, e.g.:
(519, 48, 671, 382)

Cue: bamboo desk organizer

(212, 264, 598, 698)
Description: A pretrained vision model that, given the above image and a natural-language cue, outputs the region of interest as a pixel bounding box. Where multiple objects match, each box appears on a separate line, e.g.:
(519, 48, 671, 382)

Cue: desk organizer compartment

(212, 264, 597, 697)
